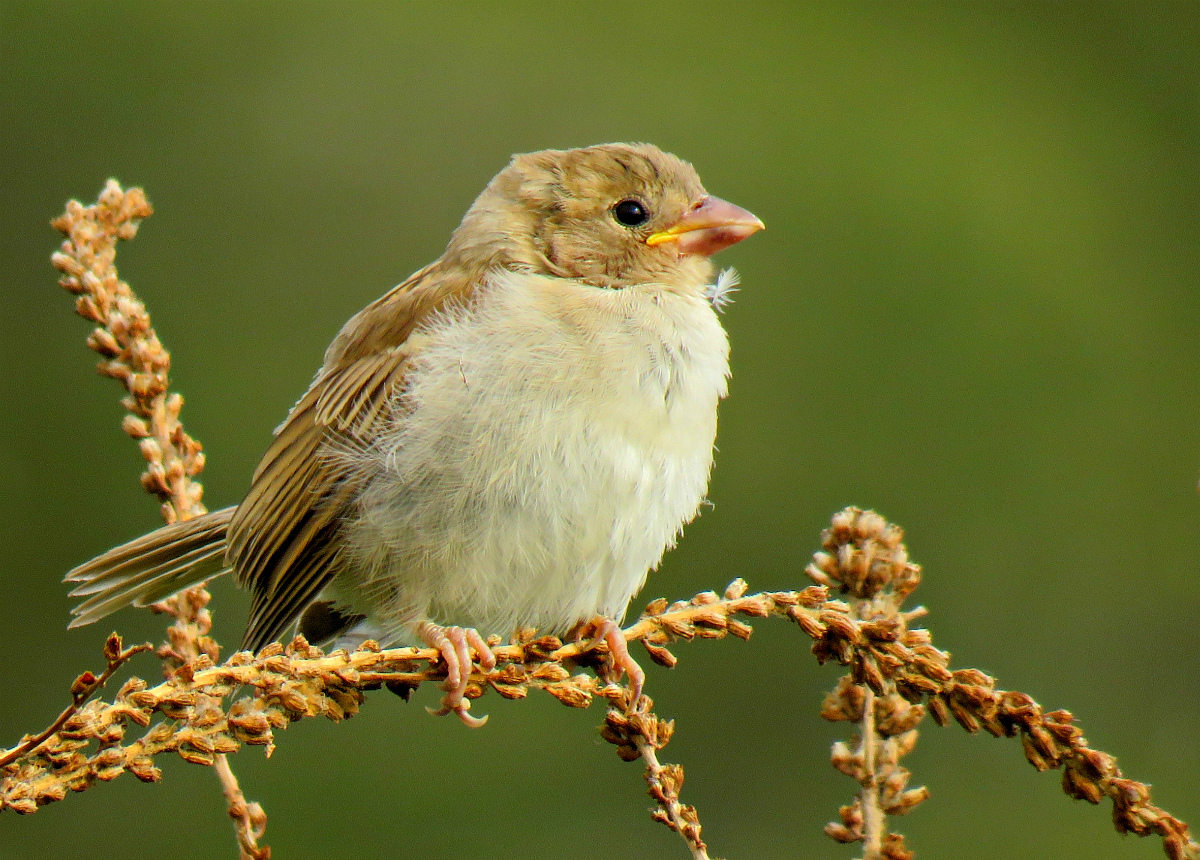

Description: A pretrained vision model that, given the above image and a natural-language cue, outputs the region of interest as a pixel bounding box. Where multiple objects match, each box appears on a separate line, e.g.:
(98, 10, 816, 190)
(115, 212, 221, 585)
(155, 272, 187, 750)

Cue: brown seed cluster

(0, 599, 740, 811)
(49, 182, 263, 856)
(5, 509, 1199, 859)
(0, 633, 152, 802)
(153, 586, 221, 671)
(0, 571, 814, 860)
(598, 692, 715, 859)
(808, 509, 928, 859)
(51, 180, 206, 524)
(153, 586, 271, 859)
(807, 508, 1200, 860)
(824, 680, 928, 854)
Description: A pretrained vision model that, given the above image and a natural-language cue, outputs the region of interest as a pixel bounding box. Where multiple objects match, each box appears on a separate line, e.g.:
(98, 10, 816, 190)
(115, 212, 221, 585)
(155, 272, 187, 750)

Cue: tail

(65, 507, 236, 628)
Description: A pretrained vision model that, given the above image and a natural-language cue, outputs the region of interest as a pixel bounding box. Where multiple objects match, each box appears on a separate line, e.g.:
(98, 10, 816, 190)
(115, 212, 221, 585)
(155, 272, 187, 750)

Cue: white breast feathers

(335, 269, 731, 643)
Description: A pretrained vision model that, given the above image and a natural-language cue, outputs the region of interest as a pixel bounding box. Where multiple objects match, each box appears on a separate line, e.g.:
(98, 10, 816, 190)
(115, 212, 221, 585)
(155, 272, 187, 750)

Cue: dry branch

(0, 634, 152, 773)
(46, 181, 263, 857)
(6, 558, 1196, 858)
(807, 508, 1200, 860)
(50, 179, 205, 524)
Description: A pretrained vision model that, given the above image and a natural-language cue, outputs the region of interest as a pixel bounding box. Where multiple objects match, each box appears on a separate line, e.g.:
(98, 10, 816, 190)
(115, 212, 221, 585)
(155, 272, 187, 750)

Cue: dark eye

(612, 199, 649, 227)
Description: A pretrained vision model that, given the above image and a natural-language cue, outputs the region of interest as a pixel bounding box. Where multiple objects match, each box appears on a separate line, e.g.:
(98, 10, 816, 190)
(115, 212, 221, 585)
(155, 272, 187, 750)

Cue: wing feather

(228, 261, 477, 648)
(315, 346, 413, 431)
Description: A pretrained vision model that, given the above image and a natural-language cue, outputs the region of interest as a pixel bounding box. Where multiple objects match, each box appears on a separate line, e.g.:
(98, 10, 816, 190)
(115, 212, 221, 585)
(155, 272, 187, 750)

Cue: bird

(65, 143, 764, 725)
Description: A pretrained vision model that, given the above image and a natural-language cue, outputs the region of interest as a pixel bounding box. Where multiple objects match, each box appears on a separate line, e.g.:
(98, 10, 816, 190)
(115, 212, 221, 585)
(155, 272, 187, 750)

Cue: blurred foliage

(2, 2, 1198, 858)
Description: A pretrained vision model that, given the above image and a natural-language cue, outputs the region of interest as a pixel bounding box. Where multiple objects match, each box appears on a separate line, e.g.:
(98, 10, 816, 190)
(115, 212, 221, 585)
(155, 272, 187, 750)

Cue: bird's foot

(417, 621, 496, 728)
(581, 616, 645, 709)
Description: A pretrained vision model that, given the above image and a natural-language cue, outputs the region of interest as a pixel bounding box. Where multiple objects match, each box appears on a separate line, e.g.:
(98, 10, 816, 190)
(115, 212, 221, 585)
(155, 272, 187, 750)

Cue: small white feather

(706, 267, 740, 313)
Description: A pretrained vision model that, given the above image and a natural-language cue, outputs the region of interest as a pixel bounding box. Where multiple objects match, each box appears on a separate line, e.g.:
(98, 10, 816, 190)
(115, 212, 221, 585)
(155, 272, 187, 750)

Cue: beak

(646, 196, 764, 256)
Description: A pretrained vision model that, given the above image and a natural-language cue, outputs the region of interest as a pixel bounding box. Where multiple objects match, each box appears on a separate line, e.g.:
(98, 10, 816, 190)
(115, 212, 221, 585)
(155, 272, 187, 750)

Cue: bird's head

(445, 143, 763, 291)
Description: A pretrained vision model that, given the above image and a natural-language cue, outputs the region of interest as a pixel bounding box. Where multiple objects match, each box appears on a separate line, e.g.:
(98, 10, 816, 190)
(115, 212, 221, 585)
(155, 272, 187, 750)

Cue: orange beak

(646, 196, 764, 256)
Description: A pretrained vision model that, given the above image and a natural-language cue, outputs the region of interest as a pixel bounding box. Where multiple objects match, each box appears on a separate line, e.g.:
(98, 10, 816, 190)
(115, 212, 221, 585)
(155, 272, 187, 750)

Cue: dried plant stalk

(6, 559, 1197, 857)
(50, 179, 205, 524)
(153, 587, 269, 859)
(47, 182, 266, 858)
(0, 634, 151, 774)
(0, 596, 778, 820)
(808, 509, 1200, 860)
(815, 509, 930, 860)
(599, 686, 713, 860)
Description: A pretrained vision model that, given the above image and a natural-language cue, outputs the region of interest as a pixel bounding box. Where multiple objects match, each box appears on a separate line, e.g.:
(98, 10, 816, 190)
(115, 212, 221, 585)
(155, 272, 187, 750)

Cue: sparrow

(65, 143, 764, 724)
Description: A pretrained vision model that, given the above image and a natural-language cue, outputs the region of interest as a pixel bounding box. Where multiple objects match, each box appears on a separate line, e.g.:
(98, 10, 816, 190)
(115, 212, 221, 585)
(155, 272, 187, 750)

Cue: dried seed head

(830, 740, 862, 778)
(724, 578, 748, 599)
(544, 682, 591, 708)
(124, 755, 161, 783)
(642, 597, 669, 616)
(824, 822, 860, 843)
(642, 641, 678, 668)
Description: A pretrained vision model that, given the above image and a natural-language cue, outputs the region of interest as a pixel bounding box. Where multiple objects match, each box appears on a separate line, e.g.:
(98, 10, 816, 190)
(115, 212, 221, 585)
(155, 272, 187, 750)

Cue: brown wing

(230, 260, 475, 650)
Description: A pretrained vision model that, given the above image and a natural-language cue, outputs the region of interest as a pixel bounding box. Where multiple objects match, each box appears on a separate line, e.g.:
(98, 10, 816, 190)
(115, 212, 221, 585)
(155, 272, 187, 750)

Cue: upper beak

(646, 196, 764, 256)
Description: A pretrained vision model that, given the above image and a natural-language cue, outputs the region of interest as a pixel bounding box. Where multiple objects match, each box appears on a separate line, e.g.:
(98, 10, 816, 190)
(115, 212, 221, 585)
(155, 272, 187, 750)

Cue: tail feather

(67, 540, 226, 597)
(66, 507, 235, 628)
(68, 544, 229, 627)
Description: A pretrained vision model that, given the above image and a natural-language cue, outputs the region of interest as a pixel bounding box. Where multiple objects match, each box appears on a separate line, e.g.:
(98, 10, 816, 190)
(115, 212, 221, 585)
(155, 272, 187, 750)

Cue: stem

(214, 753, 267, 860)
(636, 736, 711, 860)
(0, 640, 152, 768)
(859, 686, 884, 860)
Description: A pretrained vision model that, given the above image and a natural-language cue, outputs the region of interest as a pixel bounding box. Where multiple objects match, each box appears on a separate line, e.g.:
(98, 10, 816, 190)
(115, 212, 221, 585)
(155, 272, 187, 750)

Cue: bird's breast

(343, 270, 731, 639)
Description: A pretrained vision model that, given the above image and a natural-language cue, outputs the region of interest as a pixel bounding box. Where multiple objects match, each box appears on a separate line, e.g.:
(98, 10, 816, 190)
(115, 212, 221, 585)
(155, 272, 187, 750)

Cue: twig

(154, 586, 267, 857)
(858, 686, 883, 860)
(816, 510, 927, 860)
(48, 181, 265, 857)
(4, 547, 1199, 858)
(0, 596, 791, 820)
(0, 634, 151, 772)
(637, 737, 711, 860)
(594, 684, 715, 860)
(810, 508, 1198, 860)
(215, 754, 269, 860)
(50, 179, 205, 524)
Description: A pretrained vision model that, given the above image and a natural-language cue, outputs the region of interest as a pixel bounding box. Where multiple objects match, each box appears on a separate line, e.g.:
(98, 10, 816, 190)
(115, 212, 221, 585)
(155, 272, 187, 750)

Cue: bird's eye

(612, 199, 649, 227)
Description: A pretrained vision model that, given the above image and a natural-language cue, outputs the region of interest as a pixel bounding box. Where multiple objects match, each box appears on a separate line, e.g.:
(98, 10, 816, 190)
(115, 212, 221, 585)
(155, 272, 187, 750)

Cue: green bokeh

(3, 3, 1198, 858)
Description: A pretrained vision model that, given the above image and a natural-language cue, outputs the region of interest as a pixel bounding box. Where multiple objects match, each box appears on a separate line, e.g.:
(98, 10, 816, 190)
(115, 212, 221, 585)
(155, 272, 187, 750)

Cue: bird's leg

(417, 621, 496, 728)
(581, 616, 645, 708)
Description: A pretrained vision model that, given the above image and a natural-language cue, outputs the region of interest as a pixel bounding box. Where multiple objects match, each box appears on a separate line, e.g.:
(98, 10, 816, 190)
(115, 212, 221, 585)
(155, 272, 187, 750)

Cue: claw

(584, 617, 645, 709)
(417, 621, 496, 728)
(425, 701, 489, 728)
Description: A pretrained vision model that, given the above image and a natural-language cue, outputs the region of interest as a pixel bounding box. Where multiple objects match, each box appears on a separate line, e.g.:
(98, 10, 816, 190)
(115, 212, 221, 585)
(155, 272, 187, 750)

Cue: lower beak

(646, 196, 764, 256)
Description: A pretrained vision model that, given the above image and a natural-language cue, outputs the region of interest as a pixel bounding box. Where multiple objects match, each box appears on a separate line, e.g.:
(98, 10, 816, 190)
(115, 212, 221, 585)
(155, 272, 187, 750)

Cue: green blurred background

(3, 2, 1198, 858)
